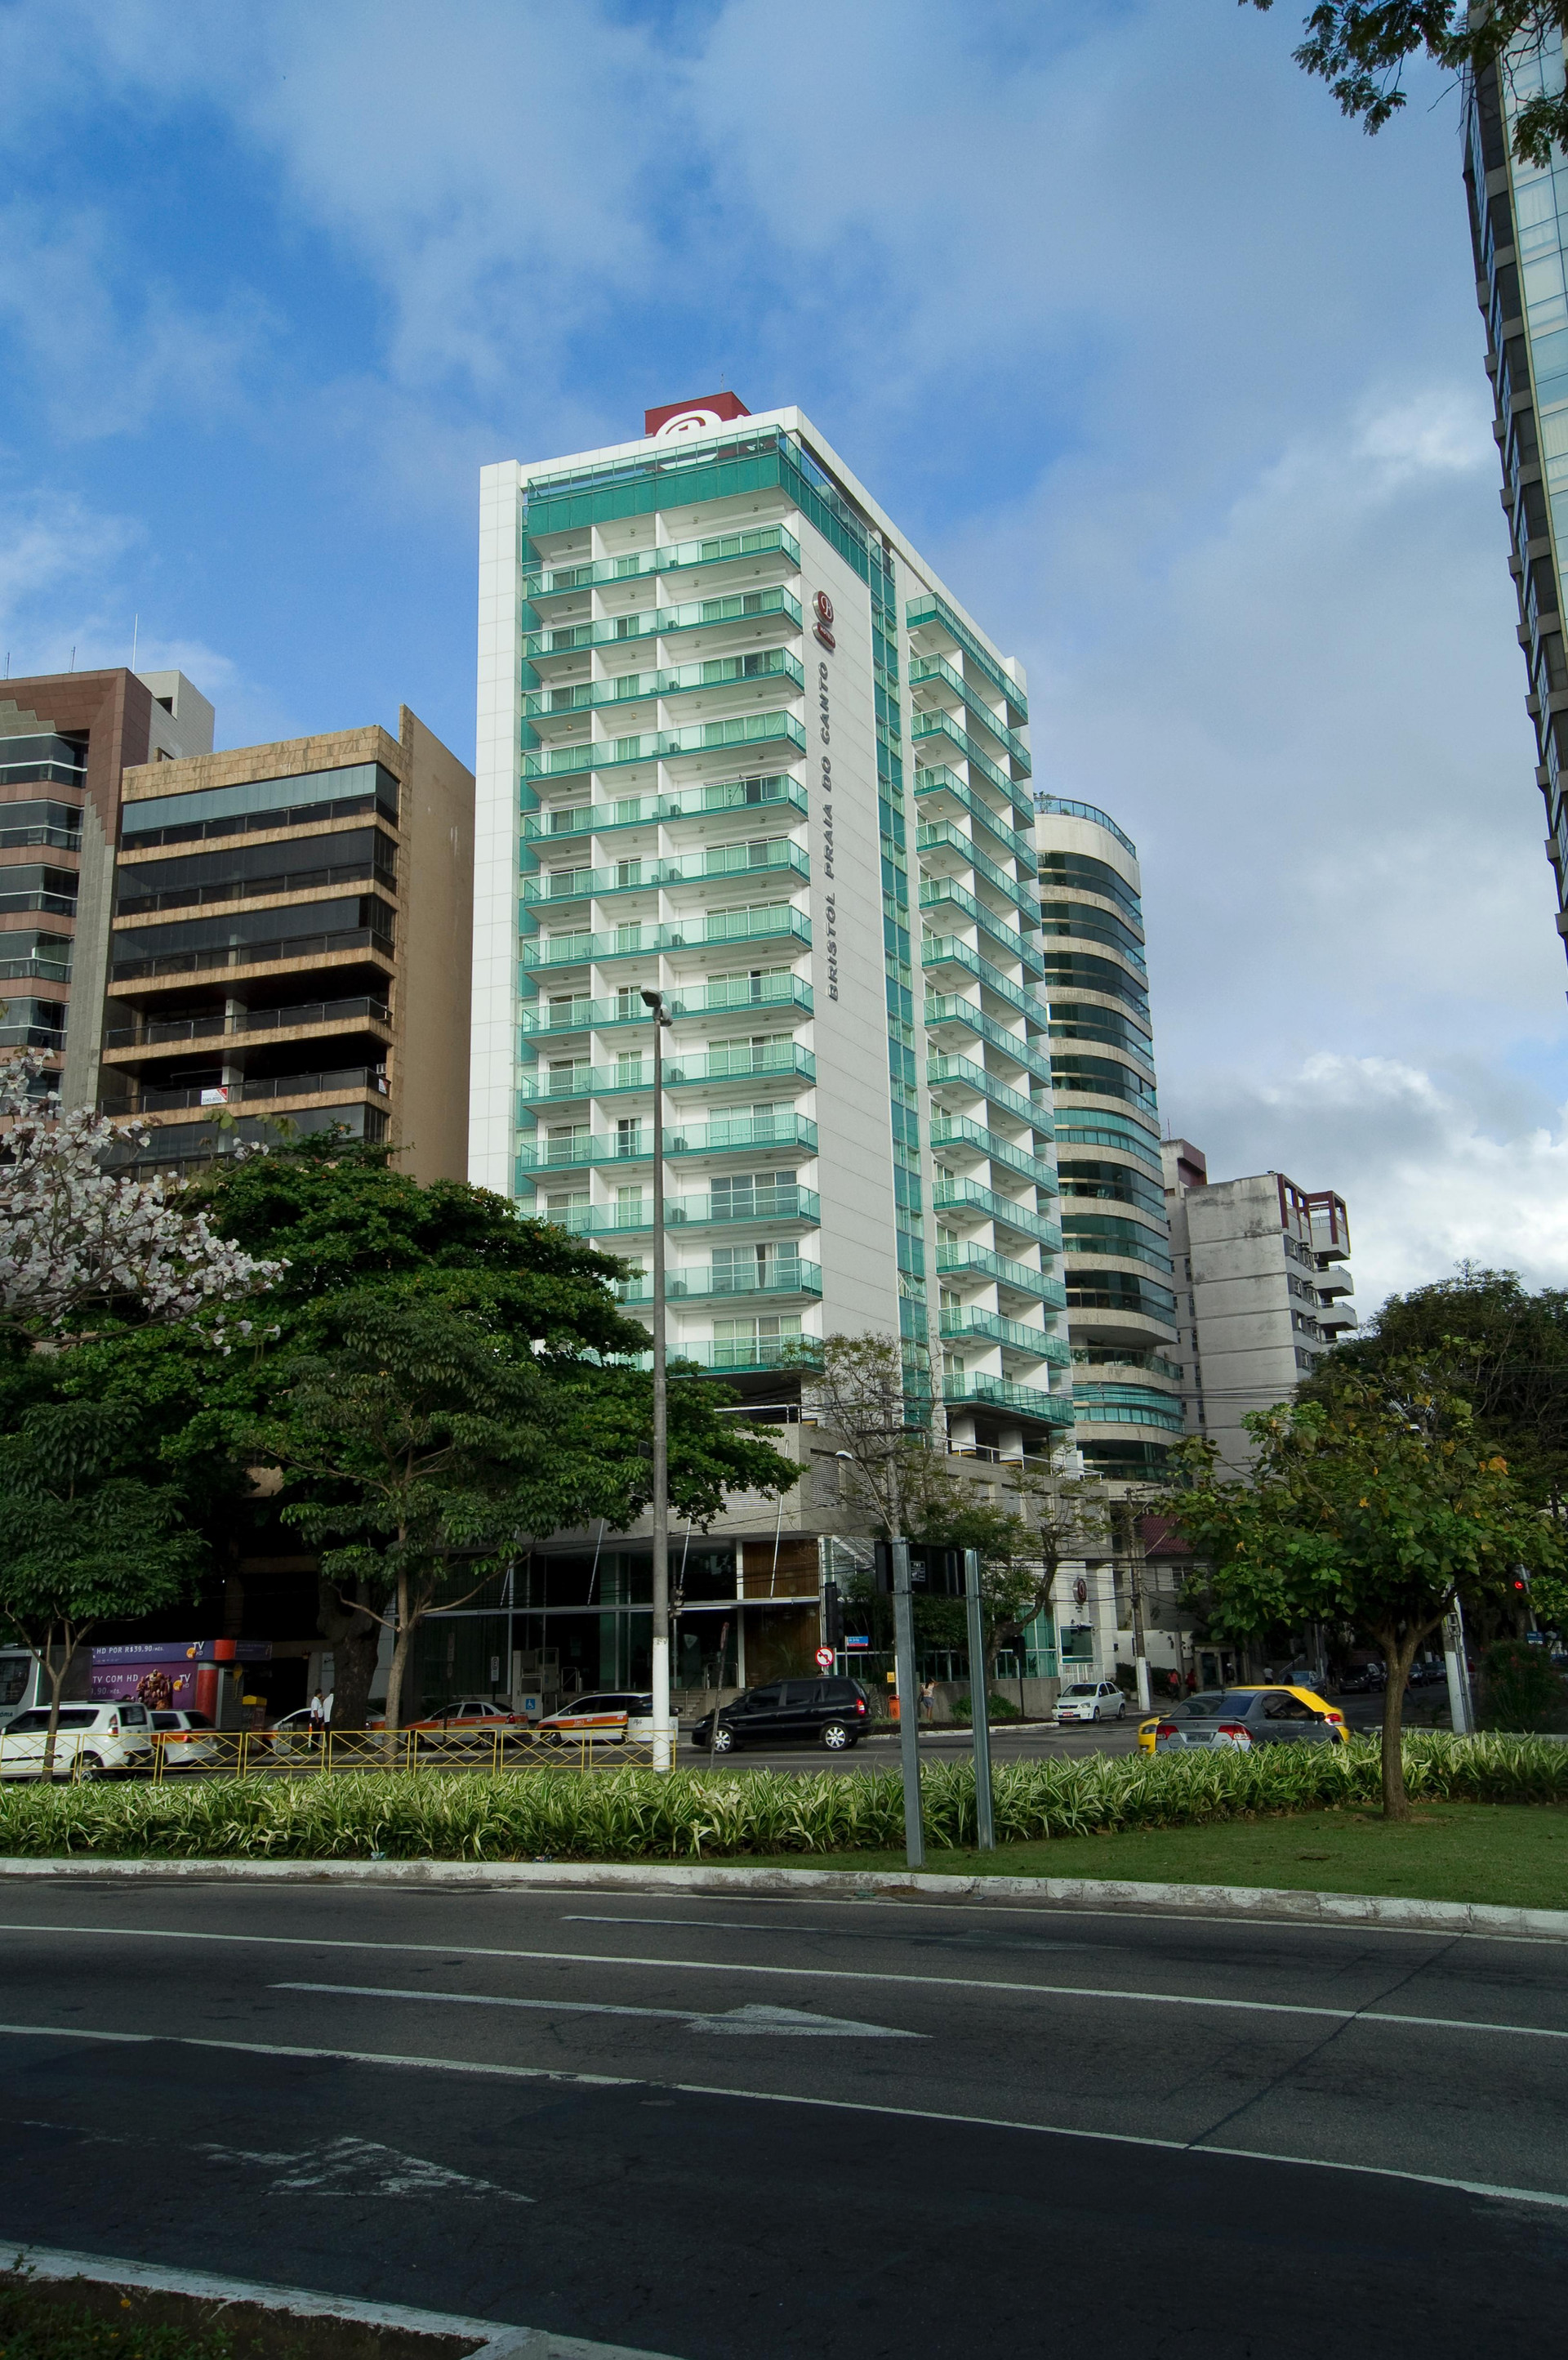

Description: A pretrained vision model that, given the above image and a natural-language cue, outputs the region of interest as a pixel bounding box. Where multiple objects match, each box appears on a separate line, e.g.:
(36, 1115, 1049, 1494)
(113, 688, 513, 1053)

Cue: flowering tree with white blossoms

(0, 1051, 285, 1335)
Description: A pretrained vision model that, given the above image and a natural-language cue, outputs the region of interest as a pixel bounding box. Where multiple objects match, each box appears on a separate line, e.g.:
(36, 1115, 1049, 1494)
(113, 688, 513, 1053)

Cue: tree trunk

(382, 1570, 414, 1733)
(39, 1635, 67, 1782)
(316, 1577, 380, 1732)
(1375, 1626, 1426, 1821)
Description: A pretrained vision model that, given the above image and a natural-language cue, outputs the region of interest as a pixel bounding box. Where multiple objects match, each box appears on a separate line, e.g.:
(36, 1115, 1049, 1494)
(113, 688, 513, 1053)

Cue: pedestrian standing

(919, 1679, 935, 1724)
(308, 1689, 326, 1750)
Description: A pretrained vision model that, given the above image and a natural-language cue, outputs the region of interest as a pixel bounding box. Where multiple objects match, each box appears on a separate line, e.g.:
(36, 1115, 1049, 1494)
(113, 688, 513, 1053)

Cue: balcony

(937, 1240, 1067, 1307)
(913, 770, 1036, 868)
(1062, 1217, 1174, 1274)
(1069, 1385, 1187, 1435)
(521, 524, 800, 601)
(908, 653, 1031, 769)
(523, 645, 804, 725)
(523, 774, 806, 842)
(109, 925, 395, 985)
(910, 715, 1033, 815)
(942, 1372, 1075, 1428)
(904, 593, 1028, 725)
(549, 1186, 821, 1236)
(518, 1113, 817, 1172)
(1316, 1262, 1354, 1298)
(933, 1179, 1062, 1244)
(915, 822, 1038, 920)
(135, 1065, 388, 1113)
(1318, 1300, 1359, 1333)
(104, 996, 392, 1052)
(920, 880, 1042, 975)
(115, 856, 395, 921)
(939, 1308, 1067, 1367)
(930, 1113, 1058, 1193)
(616, 1260, 823, 1305)
(926, 1054, 1052, 1137)
(521, 713, 806, 783)
(920, 937, 1047, 1025)
(520, 975, 813, 1037)
(520, 906, 810, 970)
(522, 841, 807, 909)
(923, 995, 1052, 1087)
(521, 1044, 813, 1106)
(0, 949, 70, 984)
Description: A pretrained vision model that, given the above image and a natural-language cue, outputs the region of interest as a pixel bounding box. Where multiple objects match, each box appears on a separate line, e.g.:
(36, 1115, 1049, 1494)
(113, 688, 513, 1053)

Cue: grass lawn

(0, 2275, 474, 2360)
(756, 1801, 1568, 1912)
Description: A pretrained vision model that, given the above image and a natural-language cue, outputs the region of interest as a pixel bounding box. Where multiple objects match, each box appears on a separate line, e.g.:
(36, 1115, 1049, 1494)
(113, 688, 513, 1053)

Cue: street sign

(815, 1646, 835, 1670)
(845, 1635, 870, 1650)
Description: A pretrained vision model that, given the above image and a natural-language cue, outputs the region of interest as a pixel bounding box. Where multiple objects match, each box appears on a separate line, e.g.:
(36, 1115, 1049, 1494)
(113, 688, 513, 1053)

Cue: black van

(689, 1677, 872, 1753)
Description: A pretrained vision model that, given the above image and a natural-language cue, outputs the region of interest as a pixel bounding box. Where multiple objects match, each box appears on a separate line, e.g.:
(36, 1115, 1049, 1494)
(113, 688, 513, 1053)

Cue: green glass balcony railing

(520, 908, 809, 967)
(942, 1372, 1075, 1427)
(905, 591, 1028, 724)
(931, 1114, 1058, 1193)
(909, 653, 1031, 770)
(519, 1064, 651, 1103)
(937, 1240, 1068, 1304)
(523, 644, 804, 720)
(926, 1054, 1053, 1137)
(915, 822, 1040, 921)
(522, 842, 808, 906)
(523, 587, 803, 663)
(933, 1178, 1062, 1239)
(520, 524, 801, 601)
(667, 1113, 817, 1158)
(923, 995, 1053, 1087)
(1062, 1220, 1175, 1274)
(517, 1112, 817, 1172)
(1070, 1386, 1187, 1434)
(919, 938, 1047, 1024)
(939, 1308, 1068, 1362)
(520, 977, 813, 1036)
(664, 1044, 815, 1089)
(549, 1186, 822, 1235)
(911, 712, 1032, 805)
(525, 611, 660, 658)
(523, 774, 805, 841)
(521, 713, 806, 780)
(913, 770, 1036, 868)
(920, 879, 1043, 975)
(616, 1261, 822, 1305)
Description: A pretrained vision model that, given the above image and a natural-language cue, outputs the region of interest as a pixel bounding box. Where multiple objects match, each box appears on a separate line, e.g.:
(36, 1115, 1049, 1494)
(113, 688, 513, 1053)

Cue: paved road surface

(0, 1873, 1564, 2355)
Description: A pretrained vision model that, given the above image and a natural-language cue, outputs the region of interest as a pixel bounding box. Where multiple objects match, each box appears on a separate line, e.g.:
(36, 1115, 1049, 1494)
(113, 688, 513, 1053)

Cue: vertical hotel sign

(814, 592, 839, 1003)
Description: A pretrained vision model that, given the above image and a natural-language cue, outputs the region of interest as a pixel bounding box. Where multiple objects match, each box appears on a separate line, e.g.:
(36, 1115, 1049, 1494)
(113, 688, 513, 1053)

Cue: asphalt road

(1, 1875, 1565, 2356)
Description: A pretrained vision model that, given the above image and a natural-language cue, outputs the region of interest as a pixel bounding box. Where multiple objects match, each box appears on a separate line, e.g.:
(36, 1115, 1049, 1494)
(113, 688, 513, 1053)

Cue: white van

(0, 1702, 154, 1780)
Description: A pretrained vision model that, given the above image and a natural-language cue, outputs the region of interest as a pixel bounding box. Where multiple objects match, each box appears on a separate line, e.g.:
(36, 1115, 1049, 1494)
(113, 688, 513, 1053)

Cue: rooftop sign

(644, 391, 751, 441)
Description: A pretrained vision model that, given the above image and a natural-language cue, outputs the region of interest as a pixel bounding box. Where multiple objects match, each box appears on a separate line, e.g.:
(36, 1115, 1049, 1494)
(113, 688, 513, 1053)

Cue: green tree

(248, 1290, 796, 1730)
(1315, 1266, 1568, 1514)
(1246, 4, 1568, 169)
(1171, 1363, 1566, 1816)
(0, 1400, 204, 1774)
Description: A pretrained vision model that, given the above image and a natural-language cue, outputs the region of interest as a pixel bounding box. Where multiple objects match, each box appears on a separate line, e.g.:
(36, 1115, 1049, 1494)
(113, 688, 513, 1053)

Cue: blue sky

(3, 0, 1565, 1312)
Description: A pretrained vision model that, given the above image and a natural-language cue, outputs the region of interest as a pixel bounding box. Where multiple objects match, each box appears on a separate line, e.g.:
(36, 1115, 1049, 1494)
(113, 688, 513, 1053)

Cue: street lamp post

(641, 986, 675, 1771)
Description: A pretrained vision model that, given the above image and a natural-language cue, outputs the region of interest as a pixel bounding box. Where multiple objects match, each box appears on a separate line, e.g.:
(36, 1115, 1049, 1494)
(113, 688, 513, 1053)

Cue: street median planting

(2, 1733, 1568, 1862)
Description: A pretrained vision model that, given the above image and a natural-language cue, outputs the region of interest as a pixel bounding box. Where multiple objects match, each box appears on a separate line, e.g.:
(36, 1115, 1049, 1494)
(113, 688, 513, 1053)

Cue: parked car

(148, 1709, 220, 1769)
(1145, 1685, 1350, 1753)
(689, 1677, 871, 1752)
(538, 1693, 654, 1745)
(1409, 1660, 1449, 1688)
(0, 1702, 154, 1781)
(1335, 1664, 1386, 1693)
(1054, 1680, 1126, 1725)
(408, 1699, 530, 1733)
(1137, 1689, 1228, 1754)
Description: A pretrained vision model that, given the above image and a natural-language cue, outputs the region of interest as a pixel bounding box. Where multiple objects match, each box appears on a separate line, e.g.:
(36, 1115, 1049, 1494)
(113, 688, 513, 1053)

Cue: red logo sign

(1073, 1577, 1089, 1605)
(813, 589, 835, 652)
(815, 1646, 835, 1670)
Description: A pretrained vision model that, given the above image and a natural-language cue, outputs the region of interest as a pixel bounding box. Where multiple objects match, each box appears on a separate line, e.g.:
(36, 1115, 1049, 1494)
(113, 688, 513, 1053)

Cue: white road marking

(0, 1919, 1561, 2040)
(275, 1980, 923, 2038)
(0, 2015, 1565, 2214)
(193, 2132, 531, 2201)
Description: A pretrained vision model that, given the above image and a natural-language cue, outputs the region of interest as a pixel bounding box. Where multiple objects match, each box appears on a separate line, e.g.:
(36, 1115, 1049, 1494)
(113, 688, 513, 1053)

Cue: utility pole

(890, 1539, 924, 1870)
(964, 1549, 995, 1851)
(1123, 1506, 1152, 1712)
(641, 986, 675, 1771)
(1444, 1599, 1474, 1737)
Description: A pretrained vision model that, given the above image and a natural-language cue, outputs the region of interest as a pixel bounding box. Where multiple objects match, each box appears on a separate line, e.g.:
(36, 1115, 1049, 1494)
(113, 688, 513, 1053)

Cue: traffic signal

(823, 1579, 844, 1650)
(1513, 1568, 1533, 1595)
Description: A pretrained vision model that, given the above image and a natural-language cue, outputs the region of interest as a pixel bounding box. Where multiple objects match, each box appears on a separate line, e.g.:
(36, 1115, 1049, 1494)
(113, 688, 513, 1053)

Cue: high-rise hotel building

(1467, 33, 1568, 957)
(473, 396, 1072, 1457)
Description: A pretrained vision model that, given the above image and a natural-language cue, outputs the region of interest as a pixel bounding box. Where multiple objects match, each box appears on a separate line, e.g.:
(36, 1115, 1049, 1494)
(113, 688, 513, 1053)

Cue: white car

(148, 1708, 220, 1769)
(0, 1702, 154, 1780)
(537, 1691, 656, 1744)
(1054, 1680, 1127, 1724)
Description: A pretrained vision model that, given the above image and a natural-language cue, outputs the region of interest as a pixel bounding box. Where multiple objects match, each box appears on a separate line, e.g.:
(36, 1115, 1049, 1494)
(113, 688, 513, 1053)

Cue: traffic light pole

(963, 1549, 995, 1852)
(891, 1540, 924, 1871)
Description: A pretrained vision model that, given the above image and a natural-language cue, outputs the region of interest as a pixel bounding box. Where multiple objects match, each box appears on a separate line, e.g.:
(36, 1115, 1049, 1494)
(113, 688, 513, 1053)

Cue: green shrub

(949, 1691, 1024, 1723)
(1480, 1640, 1568, 1732)
(1, 1733, 1566, 1863)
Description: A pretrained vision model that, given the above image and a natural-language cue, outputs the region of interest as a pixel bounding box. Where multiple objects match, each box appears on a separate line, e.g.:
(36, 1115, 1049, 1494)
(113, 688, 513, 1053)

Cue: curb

(2, 1851, 1565, 1939)
(5, 2242, 677, 2359)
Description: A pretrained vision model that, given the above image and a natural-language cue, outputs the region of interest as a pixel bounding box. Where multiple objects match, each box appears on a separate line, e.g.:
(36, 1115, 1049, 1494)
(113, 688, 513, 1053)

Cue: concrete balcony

(939, 1309, 1067, 1370)
(926, 1053, 1052, 1137)
(942, 1372, 1074, 1429)
(936, 1240, 1068, 1312)
(933, 1178, 1063, 1249)
(616, 1260, 823, 1306)
(550, 1186, 821, 1238)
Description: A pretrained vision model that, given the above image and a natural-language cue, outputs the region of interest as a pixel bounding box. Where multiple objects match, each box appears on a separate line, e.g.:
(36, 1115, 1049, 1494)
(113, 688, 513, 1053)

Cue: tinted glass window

(1064, 1684, 1095, 1697)
(118, 1705, 148, 1725)
(150, 1714, 180, 1729)
(782, 1682, 819, 1706)
(1264, 1695, 1312, 1720)
(629, 1696, 653, 1714)
(185, 1713, 214, 1729)
(1219, 1693, 1265, 1716)
(822, 1681, 859, 1700)
(745, 1685, 782, 1709)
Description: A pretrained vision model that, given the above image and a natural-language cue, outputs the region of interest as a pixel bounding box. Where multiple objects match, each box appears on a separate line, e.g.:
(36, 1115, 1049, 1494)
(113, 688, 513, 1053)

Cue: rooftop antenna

(69, 646, 75, 673)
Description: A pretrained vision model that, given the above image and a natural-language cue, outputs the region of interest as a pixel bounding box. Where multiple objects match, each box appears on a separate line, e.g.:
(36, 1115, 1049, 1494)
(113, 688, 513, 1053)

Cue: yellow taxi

(1137, 1684, 1351, 1754)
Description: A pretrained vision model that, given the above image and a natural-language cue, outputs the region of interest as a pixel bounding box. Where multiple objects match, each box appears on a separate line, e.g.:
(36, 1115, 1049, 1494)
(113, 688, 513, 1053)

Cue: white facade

(472, 402, 1071, 1451)
(1162, 1141, 1357, 1472)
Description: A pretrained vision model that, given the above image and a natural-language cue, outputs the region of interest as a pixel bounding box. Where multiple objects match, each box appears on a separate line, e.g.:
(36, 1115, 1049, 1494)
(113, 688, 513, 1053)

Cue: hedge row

(0, 1733, 1565, 1862)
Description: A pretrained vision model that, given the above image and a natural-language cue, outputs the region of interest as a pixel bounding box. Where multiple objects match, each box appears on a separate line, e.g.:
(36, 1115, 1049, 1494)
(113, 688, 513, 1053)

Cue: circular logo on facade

(814, 591, 835, 627)
(654, 408, 727, 442)
(1073, 1577, 1089, 1605)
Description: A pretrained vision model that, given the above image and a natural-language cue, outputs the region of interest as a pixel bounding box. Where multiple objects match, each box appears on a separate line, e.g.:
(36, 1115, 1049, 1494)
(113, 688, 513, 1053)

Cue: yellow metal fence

(149, 1726, 675, 1779)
